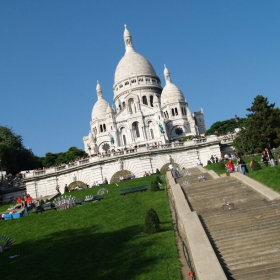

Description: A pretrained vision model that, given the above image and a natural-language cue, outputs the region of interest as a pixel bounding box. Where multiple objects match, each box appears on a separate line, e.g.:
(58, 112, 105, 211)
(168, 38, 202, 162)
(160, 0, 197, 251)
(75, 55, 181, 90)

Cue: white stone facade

(83, 26, 206, 155)
(24, 139, 223, 198)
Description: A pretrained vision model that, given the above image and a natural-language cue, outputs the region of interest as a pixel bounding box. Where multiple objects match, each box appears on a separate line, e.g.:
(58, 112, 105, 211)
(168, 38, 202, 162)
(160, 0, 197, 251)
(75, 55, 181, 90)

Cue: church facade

(83, 26, 206, 154)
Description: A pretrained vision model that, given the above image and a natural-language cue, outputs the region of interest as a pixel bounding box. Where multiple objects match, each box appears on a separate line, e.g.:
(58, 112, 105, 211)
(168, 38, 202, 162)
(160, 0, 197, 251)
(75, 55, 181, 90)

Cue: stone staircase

(176, 168, 280, 280)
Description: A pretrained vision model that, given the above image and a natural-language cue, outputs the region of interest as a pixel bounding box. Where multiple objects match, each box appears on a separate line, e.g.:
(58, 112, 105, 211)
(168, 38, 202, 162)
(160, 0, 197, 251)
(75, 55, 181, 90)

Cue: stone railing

(24, 137, 221, 179)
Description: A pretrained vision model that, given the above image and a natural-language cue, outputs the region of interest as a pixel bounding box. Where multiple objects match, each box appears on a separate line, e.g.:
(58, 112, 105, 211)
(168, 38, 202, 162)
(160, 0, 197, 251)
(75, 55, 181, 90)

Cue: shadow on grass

(1, 225, 157, 280)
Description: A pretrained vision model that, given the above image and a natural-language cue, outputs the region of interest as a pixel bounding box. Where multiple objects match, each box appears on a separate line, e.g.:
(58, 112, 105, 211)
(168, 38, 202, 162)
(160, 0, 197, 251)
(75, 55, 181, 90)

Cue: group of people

(261, 148, 278, 167)
(16, 194, 34, 216)
(119, 173, 136, 181)
(225, 153, 247, 175)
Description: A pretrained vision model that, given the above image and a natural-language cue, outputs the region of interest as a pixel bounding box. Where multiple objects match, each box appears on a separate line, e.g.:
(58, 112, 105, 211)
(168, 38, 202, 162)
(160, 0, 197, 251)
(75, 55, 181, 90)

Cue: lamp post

(235, 115, 246, 156)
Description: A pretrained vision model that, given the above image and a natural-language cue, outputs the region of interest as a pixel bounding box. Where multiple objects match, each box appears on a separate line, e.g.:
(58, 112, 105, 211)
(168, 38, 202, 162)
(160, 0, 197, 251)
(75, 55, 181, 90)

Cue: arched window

(100, 124, 103, 132)
(122, 101, 125, 108)
(132, 122, 140, 138)
(142, 96, 148, 105)
(171, 108, 175, 116)
(166, 111, 169, 118)
(175, 108, 178, 115)
(150, 95, 153, 107)
(103, 124, 106, 132)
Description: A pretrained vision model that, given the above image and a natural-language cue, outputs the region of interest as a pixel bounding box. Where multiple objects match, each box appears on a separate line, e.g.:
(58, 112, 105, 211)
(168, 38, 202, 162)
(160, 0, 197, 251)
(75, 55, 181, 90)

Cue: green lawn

(0, 175, 181, 280)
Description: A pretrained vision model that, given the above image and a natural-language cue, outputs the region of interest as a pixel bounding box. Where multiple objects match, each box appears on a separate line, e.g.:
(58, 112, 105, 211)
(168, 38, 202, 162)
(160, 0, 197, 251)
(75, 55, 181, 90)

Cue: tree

(205, 118, 246, 136)
(42, 147, 87, 167)
(234, 95, 280, 154)
(0, 126, 42, 173)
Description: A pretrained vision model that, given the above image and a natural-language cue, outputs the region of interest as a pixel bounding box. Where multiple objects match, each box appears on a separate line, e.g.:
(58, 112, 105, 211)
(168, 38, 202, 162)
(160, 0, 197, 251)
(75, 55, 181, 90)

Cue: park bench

(75, 194, 104, 205)
(120, 185, 148, 195)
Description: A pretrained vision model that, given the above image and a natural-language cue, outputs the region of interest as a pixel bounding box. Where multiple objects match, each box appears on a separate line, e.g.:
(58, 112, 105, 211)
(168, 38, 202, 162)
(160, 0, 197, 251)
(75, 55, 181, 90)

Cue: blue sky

(1, 1, 280, 157)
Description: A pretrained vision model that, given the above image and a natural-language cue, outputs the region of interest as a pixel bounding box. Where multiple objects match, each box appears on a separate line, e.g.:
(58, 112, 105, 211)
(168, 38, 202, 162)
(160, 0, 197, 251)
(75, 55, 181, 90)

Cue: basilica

(83, 26, 206, 154)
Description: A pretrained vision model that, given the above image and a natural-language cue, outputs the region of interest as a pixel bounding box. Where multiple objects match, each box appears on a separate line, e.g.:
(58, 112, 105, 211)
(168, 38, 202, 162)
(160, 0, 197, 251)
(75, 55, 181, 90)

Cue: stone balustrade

(23, 137, 230, 180)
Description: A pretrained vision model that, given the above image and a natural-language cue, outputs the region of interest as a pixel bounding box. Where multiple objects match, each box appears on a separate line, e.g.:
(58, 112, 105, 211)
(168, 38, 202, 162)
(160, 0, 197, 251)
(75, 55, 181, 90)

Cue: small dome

(161, 66, 185, 106)
(91, 81, 110, 120)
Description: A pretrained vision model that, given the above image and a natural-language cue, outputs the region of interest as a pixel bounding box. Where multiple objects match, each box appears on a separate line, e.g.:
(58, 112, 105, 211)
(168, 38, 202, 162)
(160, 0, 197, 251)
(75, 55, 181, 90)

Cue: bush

(144, 208, 160, 234)
(155, 176, 161, 183)
(150, 181, 160, 192)
(251, 160, 262, 171)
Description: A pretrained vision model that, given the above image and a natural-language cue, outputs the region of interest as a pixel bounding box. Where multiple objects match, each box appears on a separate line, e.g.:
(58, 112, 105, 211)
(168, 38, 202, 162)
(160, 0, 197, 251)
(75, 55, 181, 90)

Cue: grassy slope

(0, 175, 181, 280)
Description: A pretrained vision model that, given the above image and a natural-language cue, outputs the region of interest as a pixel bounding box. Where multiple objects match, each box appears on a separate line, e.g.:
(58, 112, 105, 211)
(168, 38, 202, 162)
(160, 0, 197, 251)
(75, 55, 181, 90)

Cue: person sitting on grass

(225, 158, 234, 173)
(237, 157, 247, 175)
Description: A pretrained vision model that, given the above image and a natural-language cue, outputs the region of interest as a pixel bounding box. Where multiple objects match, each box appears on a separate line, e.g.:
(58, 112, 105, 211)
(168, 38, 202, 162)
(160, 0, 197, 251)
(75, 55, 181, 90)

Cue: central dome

(114, 25, 158, 84)
(114, 51, 157, 83)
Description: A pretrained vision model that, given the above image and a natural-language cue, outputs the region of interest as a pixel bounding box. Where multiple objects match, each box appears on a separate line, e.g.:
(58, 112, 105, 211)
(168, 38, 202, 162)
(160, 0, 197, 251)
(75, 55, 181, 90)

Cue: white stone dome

(161, 65, 185, 106)
(161, 83, 184, 105)
(91, 81, 110, 120)
(114, 51, 157, 84)
(114, 25, 158, 84)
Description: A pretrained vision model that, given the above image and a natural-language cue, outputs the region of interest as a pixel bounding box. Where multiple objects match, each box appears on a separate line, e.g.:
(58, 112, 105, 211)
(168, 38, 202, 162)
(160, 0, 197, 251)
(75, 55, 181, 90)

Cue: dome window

(125, 81, 129, 86)
(119, 84, 123, 88)
(150, 95, 154, 107)
(138, 78, 143, 82)
(142, 96, 148, 105)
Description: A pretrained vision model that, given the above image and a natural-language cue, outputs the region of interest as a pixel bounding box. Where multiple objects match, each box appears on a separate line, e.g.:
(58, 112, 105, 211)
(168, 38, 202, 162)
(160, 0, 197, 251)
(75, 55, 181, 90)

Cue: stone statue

(117, 158, 123, 170)
(158, 122, 164, 134)
(108, 133, 114, 145)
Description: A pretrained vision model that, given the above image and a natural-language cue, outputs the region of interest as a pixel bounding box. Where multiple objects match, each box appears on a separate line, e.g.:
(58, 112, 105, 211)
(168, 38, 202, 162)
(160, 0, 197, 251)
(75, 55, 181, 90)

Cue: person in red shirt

(17, 197, 22, 204)
(26, 195, 33, 205)
(225, 158, 234, 173)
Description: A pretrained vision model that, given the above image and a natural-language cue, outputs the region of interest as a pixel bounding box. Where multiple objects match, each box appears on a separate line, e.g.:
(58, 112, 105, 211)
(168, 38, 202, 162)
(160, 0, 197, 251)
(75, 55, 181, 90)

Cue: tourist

(225, 158, 234, 173)
(237, 157, 247, 175)
(169, 164, 174, 171)
(261, 151, 269, 167)
(103, 178, 108, 184)
(197, 158, 203, 166)
(17, 197, 22, 204)
(278, 153, 280, 165)
(26, 194, 34, 207)
(22, 195, 28, 216)
(56, 185, 61, 194)
(265, 148, 275, 167)
(249, 158, 255, 170)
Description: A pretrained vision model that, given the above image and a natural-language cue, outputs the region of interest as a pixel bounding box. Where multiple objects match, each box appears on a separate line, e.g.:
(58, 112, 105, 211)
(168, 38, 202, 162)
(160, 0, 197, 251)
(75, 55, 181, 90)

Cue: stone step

(219, 240, 280, 261)
(201, 204, 280, 224)
(229, 261, 280, 279)
(211, 228, 279, 247)
(204, 213, 280, 234)
(226, 250, 280, 270)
